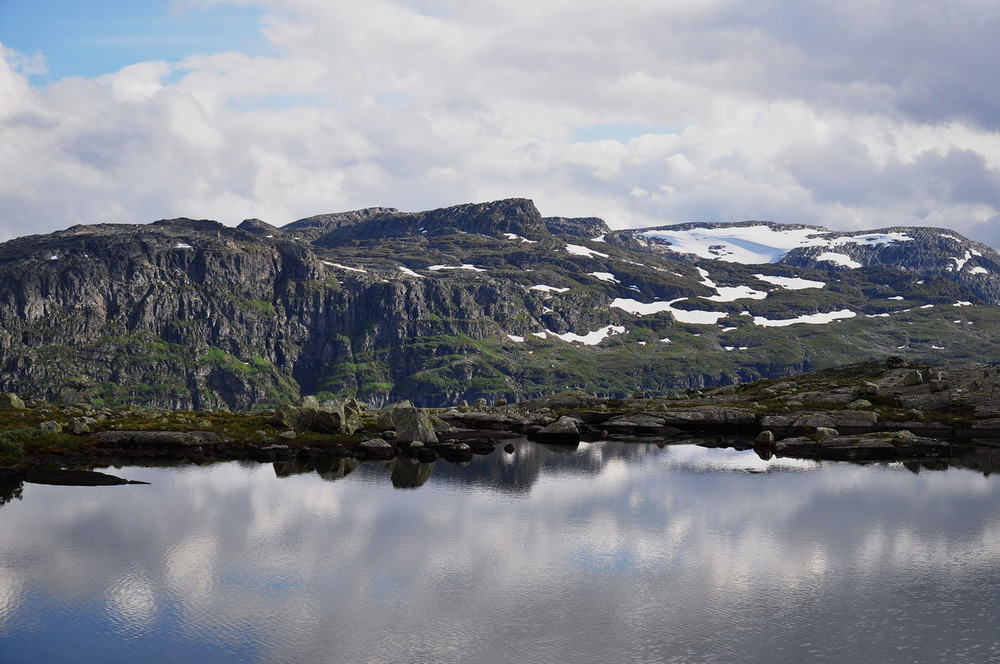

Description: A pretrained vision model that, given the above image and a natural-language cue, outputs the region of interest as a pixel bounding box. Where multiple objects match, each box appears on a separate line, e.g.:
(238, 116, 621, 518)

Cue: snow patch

(697, 267, 767, 302)
(531, 285, 570, 293)
(566, 244, 609, 259)
(753, 310, 857, 327)
(542, 325, 626, 345)
(816, 252, 862, 269)
(428, 264, 486, 272)
(503, 233, 537, 244)
(589, 271, 619, 283)
(953, 301, 972, 306)
(323, 261, 366, 273)
(970, 266, 989, 275)
(753, 274, 825, 290)
(612, 298, 728, 324)
(174, 243, 193, 249)
(507, 334, 525, 343)
(398, 266, 423, 278)
(592, 235, 607, 243)
(888, 296, 904, 300)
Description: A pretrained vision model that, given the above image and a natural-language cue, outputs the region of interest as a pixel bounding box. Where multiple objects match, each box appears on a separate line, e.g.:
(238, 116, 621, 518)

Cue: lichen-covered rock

(0, 393, 25, 410)
(39, 420, 62, 434)
(390, 407, 439, 444)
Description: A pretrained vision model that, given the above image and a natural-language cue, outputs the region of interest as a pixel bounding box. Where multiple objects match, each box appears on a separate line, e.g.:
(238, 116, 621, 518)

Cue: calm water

(2, 440, 1000, 663)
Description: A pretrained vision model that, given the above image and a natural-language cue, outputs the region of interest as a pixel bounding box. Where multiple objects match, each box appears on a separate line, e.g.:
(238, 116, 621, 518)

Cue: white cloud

(1, 0, 1000, 246)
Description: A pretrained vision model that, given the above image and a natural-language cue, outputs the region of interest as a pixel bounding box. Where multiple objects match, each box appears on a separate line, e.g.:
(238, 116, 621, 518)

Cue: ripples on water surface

(2, 441, 1000, 663)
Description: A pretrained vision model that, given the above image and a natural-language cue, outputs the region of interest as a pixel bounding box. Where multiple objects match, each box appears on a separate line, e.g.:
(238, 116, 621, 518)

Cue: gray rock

(902, 370, 924, 387)
(0, 393, 25, 410)
(390, 407, 439, 444)
(472, 398, 488, 410)
(279, 430, 297, 439)
(856, 382, 880, 397)
(754, 430, 775, 445)
(39, 420, 62, 434)
(359, 437, 393, 450)
(847, 399, 872, 410)
(812, 427, 840, 439)
(67, 418, 90, 435)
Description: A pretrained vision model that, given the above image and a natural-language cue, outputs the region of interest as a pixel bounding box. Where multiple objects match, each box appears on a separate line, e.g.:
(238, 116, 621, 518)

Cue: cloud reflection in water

(0, 442, 999, 663)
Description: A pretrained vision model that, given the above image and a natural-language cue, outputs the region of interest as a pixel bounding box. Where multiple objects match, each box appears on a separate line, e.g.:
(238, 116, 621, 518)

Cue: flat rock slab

(93, 430, 222, 449)
(773, 433, 950, 461)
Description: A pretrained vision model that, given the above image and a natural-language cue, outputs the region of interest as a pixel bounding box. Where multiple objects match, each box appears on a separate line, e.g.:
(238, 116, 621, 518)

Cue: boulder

(390, 407, 439, 444)
(375, 400, 415, 429)
(754, 430, 775, 446)
(67, 418, 90, 435)
(0, 393, 25, 410)
(855, 382, 880, 397)
(312, 399, 362, 435)
(533, 416, 583, 444)
(902, 371, 924, 387)
(39, 421, 62, 434)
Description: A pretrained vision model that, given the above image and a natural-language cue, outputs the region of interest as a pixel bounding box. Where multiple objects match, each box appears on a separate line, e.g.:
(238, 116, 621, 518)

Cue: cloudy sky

(2, 1, 1000, 247)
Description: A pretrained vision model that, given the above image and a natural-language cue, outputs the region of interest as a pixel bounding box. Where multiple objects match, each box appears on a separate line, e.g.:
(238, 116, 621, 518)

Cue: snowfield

(641, 225, 911, 265)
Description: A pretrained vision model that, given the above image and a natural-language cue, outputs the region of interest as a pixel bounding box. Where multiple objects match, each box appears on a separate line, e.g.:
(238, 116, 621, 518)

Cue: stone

(279, 430, 296, 439)
(929, 380, 950, 393)
(67, 418, 90, 435)
(847, 399, 872, 410)
(0, 393, 25, 410)
(390, 407, 439, 444)
(359, 437, 393, 450)
(856, 382, 880, 397)
(902, 370, 924, 387)
(504, 443, 516, 454)
(812, 427, 840, 439)
(376, 400, 415, 429)
(39, 420, 62, 434)
(472, 398, 488, 410)
(754, 430, 775, 445)
(494, 398, 508, 407)
(534, 416, 583, 443)
(905, 409, 924, 421)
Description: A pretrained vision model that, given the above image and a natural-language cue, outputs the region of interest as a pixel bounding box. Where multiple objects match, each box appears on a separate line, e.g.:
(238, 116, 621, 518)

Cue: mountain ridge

(1, 198, 998, 409)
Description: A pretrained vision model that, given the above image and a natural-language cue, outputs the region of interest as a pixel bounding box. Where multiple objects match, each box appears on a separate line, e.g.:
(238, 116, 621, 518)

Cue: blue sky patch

(0, 0, 270, 81)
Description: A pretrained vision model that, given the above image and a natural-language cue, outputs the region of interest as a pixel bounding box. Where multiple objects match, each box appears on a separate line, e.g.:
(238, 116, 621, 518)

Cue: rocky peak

(310, 198, 550, 246)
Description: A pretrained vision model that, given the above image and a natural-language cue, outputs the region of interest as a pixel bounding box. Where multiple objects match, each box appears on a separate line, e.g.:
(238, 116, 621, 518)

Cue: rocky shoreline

(3, 359, 1000, 475)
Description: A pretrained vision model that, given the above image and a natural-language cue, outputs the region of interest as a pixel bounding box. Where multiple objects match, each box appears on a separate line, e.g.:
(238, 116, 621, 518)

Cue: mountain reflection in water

(1, 440, 1000, 664)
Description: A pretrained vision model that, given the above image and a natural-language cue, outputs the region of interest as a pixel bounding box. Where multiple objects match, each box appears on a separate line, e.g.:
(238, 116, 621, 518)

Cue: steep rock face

(0, 220, 322, 409)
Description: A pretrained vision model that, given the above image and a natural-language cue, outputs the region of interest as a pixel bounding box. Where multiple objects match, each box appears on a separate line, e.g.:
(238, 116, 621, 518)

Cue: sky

(2, 1, 1000, 247)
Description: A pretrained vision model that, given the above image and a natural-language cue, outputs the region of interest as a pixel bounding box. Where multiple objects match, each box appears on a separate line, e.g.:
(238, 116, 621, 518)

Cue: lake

(2, 440, 999, 663)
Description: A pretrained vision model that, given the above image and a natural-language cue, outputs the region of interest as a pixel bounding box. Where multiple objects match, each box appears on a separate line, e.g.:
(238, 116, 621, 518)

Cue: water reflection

(1, 441, 999, 663)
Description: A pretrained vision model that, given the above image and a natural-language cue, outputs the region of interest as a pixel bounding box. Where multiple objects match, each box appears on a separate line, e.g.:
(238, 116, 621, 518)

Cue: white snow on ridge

(175, 242, 193, 249)
(641, 225, 829, 264)
(753, 274, 825, 290)
(545, 325, 626, 345)
(640, 225, 910, 265)
(323, 261, 366, 272)
(398, 266, 423, 278)
(531, 284, 570, 293)
(816, 252, 862, 269)
(428, 264, 486, 272)
(507, 334, 525, 343)
(612, 297, 728, 324)
(970, 266, 989, 275)
(753, 310, 857, 327)
(592, 235, 607, 243)
(503, 233, 537, 243)
(697, 267, 767, 302)
(589, 271, 619, 283)
(566, 244, 609, 259)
